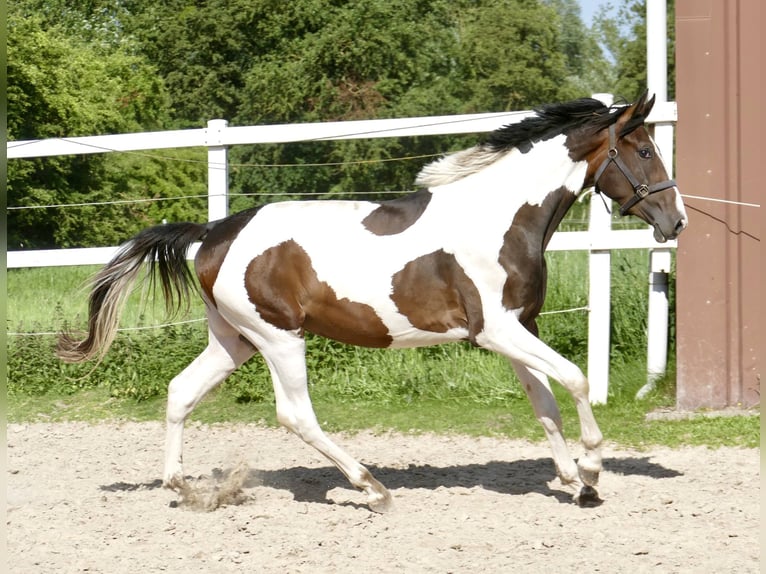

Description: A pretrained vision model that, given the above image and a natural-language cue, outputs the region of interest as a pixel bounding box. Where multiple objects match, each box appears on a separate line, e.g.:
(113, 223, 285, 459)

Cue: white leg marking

(477, 315, 603, 497)
(510, 360, 581, 486)
(249, 328, 393, 512)
(163, 309, 255, 489)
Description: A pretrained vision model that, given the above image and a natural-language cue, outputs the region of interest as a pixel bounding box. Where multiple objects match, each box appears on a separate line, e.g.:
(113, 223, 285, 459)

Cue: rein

(593, 123, 676, 216)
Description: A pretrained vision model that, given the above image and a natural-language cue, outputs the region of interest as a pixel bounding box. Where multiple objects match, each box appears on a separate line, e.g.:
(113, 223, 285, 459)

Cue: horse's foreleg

(163, 313, 255, 490)
(478, 319, 603, 504)
(510, 360, 582, 487)
(256, 332, 393, 513)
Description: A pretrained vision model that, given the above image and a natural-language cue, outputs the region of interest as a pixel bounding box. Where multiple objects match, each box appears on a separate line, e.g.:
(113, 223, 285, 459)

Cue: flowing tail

(57, 222, 210, 364)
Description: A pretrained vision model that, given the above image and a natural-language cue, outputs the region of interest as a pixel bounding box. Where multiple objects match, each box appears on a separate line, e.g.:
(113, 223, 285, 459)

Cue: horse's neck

(536, 186, 580, 250)
(431, 137, 587, 248)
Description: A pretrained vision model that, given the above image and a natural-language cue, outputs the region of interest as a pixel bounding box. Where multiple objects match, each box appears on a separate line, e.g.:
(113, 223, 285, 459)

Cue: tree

(6, 5, 206, 248)
(544, 0, 616, 94)
(227, 0, 599, 205)
(594, 0, 676, 100)
(227, 0, 466, 206)
(8, 0, 637, 247)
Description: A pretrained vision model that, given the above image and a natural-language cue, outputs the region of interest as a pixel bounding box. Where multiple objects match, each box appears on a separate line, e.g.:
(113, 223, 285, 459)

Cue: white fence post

(638, 122, 675, 398)
(587, 193, 612, 404)
(639, 248, 672, 397)
(639, 0, 673, 398)
(586, 92, 614, 405)
(639, 120, 675, 399)
(206, 119, 229, 222)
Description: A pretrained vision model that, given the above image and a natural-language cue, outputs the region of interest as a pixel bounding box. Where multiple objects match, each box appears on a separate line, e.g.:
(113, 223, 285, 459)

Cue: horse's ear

(615, 91, 655, 136)
(634, 91, 648, 111)
(636, 92, 655, 118)
(627, 91, 652, 117)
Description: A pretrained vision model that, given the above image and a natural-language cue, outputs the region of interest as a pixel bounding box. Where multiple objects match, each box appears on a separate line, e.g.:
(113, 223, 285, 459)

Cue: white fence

(6, 102, 679, 403)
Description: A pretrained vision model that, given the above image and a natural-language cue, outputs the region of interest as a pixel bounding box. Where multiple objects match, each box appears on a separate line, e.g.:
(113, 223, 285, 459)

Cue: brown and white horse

(58, 93, 687, 510)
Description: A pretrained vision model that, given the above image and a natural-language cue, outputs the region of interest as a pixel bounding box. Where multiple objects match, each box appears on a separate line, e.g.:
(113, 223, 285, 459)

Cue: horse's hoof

(575, 485, 602, 507)
(368, 490, 394, 514)
(578, 467, 600, 488)
(163, 476, 186, 492)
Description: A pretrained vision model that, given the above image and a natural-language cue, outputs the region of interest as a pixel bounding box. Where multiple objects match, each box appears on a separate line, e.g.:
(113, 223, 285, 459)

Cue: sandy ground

(6, 421, 760, 573)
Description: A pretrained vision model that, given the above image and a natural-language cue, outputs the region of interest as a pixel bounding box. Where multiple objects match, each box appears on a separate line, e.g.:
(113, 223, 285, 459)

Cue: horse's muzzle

(653, 216, 688, 243)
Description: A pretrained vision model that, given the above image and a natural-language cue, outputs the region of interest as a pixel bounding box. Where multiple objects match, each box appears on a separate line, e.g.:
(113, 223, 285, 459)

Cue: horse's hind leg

(163, 308, 255, 489)
(252, 329, 393, 512)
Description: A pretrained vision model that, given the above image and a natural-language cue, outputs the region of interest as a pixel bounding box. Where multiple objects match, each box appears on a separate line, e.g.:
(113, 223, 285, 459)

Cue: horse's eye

(638, 147, 654, 159)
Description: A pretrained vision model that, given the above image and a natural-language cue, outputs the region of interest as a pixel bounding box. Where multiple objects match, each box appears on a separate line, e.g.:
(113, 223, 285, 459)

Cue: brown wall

(675, 0, 762, 409)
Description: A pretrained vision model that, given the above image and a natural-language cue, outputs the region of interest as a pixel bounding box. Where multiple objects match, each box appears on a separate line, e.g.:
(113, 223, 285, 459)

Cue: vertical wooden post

(675, 0, 761, 409)
(646, 0, 668, 102)
(206, 119, 229, 222)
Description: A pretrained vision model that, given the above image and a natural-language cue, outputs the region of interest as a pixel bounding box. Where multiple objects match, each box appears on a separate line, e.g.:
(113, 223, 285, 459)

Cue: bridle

(593, 123, 677, 216)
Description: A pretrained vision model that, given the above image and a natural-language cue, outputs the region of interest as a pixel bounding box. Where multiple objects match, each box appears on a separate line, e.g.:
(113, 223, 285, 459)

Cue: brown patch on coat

(565, 108, 640, 191)
(497, 190, 572, 326)
(244, 240, 393, 347)
(195, 208, 261, 306)
(563, 125, 609, 186)
(390, 249, 484, 342)
(362, 189, 432, 235)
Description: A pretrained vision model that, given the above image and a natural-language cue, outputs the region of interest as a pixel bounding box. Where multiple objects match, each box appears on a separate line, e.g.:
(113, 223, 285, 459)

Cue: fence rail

(6, 103, 677, 158)
(6, 101, 679, 403)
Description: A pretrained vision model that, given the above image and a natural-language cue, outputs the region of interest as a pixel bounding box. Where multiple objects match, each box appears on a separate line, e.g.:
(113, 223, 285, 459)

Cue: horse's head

(588, 93, 688, 242)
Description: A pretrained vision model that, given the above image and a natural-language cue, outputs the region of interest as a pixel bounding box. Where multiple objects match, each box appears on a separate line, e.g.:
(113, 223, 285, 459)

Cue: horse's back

(196, 197, 480, 348)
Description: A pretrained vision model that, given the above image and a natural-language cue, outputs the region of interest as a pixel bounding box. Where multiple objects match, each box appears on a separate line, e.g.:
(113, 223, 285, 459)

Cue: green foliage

(6, 265, 208, 332)
(6, 2, 704, 443)
(303, 339, 522, 406)
(226, 0, 609, 204)
(100, 325, 206, 400)
(7, 324, 202, 399)
(537, 251, 589, 364)
(9, 0, 131, 48)
(8, 334, 90, 396)
(454, 1, 574, 110)
(610, 250, 648, 363)
(8, 358, 759, 449)
(9, 151, 209, 249)
(7, 3, 176, 248)
(8, 250, 655, 406)
(544, 0, 617, 93)
(10, 260, 757, 449)
(7, 4, 168, 139)
(8, 0, 627, 246)
(129, 0, 267, 126)
(225, 354, 274, 404)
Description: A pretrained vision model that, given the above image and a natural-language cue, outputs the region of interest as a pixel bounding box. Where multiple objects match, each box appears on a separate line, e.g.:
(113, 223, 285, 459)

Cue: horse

(57, 92, 688, 511)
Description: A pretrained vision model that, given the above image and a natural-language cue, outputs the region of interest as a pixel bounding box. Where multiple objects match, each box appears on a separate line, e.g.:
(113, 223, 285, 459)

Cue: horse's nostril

(675, 218, 687, 235)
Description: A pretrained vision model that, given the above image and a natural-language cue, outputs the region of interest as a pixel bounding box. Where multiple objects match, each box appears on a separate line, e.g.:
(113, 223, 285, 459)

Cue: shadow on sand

(100, 455, 682, 507)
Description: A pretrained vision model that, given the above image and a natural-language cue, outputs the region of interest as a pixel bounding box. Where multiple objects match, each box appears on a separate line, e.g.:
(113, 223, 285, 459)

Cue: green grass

(7, 265, 207, 332)
(8, 250, 758, 449)
(7, 250, 593, 334)
(7, 367, 759, 449)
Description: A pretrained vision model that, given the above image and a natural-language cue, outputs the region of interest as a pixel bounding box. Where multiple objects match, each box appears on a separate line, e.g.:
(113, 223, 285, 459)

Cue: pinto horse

(58, 93, 687, 510)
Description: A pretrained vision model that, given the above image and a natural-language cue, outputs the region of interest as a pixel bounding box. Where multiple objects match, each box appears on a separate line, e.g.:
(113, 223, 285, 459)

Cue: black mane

(415, 93, 654, 188)
(484, 97, 643, 153)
